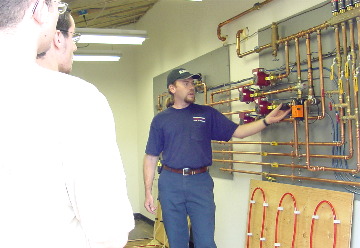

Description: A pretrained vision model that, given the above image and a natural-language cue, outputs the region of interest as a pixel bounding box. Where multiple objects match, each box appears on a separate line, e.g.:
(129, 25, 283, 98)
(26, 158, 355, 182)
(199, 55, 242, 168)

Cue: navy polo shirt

(145, 103, 238, 169)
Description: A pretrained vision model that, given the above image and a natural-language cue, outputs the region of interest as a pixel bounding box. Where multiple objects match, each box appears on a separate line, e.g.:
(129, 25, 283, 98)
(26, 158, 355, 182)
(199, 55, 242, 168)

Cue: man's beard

(184, 95, 195, 104)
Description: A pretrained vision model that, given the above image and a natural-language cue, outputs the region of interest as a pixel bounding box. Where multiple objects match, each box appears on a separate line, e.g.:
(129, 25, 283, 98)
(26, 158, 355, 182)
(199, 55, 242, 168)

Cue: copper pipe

(349, 19, 357, 67)
(213, 150, 293, 157)
(220, 168, 360, 187)
(213, 150, 350, 160)
(316, 30, 326, 120)
(211, 82, 253, 97)
(236, 6, 360, 59)
(213, 140, 343, 147)
(304, 100, 316, 171)
(238, 43, 272, 58)
(217, 0, 275, 41)
(293, 119, 299, 158)
(271, 22, 279, 57)
(295, 38, 302, 83)
(238, 23, 329, 58)
(215, 159, 357, 174)
(207, 97, 239, 106)
(260, 85, 298, 96)
(201, 82, 208, 105)
(222, 110, 254, 116)
(277, 41, 290, 79)
(236, 29, 244, 56)
(357, 17, 360, 60)
(306, 34, 315, 98)
(210, 83, 253, 104)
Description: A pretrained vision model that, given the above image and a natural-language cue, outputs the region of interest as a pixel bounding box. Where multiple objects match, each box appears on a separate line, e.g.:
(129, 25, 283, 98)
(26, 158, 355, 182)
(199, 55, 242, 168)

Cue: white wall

(71, 47, 141, 212)
(72, 0, 360, 247)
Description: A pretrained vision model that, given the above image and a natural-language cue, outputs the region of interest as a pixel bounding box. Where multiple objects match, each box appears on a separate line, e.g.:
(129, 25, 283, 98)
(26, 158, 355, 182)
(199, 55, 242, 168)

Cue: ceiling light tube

(73, 50, 122, 62)
(73, 55, 121, 62)
(75, 28, 147, 45)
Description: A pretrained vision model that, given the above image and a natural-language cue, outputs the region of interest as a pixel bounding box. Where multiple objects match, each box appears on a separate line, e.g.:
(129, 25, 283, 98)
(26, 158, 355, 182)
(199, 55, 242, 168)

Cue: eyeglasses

(59, 30, 82, 43)
(32, 0, 68, 15)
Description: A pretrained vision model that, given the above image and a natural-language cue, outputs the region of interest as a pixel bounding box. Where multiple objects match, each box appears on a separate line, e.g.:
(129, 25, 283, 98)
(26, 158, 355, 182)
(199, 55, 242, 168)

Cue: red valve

(252, 68, 271, 87)
(255, 97, 272, 116)
(336, 113, 340, 123)
(239, 86, 255, 103)
(239, 112, 255, 124)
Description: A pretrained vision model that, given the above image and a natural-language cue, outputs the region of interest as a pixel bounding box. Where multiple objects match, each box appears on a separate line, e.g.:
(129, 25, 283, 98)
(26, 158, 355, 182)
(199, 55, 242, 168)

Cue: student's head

(55, 10, 78, 73)
(37, 9, 78, 74)
(166, 68, 200, 107)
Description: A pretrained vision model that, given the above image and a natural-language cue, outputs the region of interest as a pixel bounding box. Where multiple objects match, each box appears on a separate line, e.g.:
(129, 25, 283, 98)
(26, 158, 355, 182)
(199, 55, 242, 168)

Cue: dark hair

(0, 0, 30, 28)
(0, 0, 54, 29)
(166, 81, 176, 108)
(57, 9, 72, 38)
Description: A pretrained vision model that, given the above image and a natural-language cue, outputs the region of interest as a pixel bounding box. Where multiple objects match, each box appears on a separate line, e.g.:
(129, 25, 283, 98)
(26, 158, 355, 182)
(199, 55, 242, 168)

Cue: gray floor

(128, 217, 154, 240)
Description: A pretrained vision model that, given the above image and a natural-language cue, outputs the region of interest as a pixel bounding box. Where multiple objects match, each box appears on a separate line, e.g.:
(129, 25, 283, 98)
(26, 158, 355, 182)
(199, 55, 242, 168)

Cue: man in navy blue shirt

(144, 68, 290, 248)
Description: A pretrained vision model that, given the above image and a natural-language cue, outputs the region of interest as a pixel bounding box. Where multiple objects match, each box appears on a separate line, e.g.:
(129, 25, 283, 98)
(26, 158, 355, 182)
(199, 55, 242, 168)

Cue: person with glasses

(0, 1, 134, 248)
(37, 9, 79, 74)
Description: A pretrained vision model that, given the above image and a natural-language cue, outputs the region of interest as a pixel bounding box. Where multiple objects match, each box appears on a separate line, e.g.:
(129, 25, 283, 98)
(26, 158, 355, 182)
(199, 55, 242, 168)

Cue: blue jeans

(158, 169, 217, 248)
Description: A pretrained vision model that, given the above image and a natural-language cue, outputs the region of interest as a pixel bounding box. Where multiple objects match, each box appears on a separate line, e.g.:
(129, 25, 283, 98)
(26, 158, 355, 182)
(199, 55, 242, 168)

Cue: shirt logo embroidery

(193, 116, 206, 123)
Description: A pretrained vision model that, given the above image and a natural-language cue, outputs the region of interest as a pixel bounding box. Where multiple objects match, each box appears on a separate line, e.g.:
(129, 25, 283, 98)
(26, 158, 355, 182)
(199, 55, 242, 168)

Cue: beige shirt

(0, 67, 134, 248)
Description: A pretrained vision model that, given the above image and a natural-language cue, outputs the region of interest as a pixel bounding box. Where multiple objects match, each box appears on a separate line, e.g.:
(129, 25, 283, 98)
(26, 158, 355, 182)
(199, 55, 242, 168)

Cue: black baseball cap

(167, 68, 201, 88)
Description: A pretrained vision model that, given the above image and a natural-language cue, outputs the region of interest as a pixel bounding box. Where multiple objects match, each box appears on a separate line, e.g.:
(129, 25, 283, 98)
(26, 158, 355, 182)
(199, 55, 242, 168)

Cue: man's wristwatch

(263, 118, 270, 127)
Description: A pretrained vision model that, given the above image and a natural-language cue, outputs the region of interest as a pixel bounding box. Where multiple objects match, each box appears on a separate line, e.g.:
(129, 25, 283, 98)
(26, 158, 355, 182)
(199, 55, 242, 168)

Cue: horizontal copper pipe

(207, 97, 239, 106)
(220, 168, 360, 187)
(214, 159, 357, 173)
(211, 82, 253, 96)
(222, 110, 253, 116)
(213, 150, 293, 157)
(217, 0, 275, 41)
(260, 85, 298, 96)
(213, 140, 343, 147)
(236, 5, 360, 59)
(213, 150, 351, 160)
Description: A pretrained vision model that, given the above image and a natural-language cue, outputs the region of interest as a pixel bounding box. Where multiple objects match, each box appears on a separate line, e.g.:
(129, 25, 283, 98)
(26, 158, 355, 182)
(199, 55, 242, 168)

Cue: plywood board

(246, 180, 354, 248)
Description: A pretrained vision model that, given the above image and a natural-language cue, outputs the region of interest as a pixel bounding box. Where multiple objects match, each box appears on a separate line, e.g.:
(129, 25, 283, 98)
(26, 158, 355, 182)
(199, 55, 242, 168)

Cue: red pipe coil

(246, 187, 267, 248)
(274, 192, 298, 248)
(310, 200, 338, 248)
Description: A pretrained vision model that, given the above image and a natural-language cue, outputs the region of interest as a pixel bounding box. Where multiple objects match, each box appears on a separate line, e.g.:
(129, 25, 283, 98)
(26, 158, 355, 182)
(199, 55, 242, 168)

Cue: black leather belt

(163, 165, 208, 176)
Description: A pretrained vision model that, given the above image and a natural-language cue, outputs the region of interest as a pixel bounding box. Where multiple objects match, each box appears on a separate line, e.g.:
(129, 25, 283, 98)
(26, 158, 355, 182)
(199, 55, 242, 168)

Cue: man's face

(58, 16, 77, 74)
(172, 78, 196, 104)
(37, 0, 61, 55)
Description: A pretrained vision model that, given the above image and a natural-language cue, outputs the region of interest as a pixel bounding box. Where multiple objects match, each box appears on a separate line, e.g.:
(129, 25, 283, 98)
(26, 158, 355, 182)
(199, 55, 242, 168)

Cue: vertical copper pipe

(306, 33, 314, 98)
(349, 19, 357, 67)
(334, 24, 347, 150)
(295, 38, 301, 81)
(277, 41, 290, 79)
(202, 82, 208, 105)
(304, 100, 316, 171)
(293, 119, 299, 158)
(236, 29, 244, 57)
(271, 22, 279, 57)
(316, 30, 325, 120)
(341, 22, 348, 59)
(357, 17, 360, 60)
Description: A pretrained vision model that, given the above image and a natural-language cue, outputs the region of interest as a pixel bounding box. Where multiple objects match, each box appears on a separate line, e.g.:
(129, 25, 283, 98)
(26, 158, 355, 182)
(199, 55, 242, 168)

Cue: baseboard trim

(134, 213, 155, 226)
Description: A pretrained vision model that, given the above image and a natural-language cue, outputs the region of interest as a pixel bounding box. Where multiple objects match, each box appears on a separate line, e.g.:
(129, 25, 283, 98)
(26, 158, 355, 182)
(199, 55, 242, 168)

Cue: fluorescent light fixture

(75, 28, 147, 45)
(73, 50, 122, 62)
(73, 55, 121, 62)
